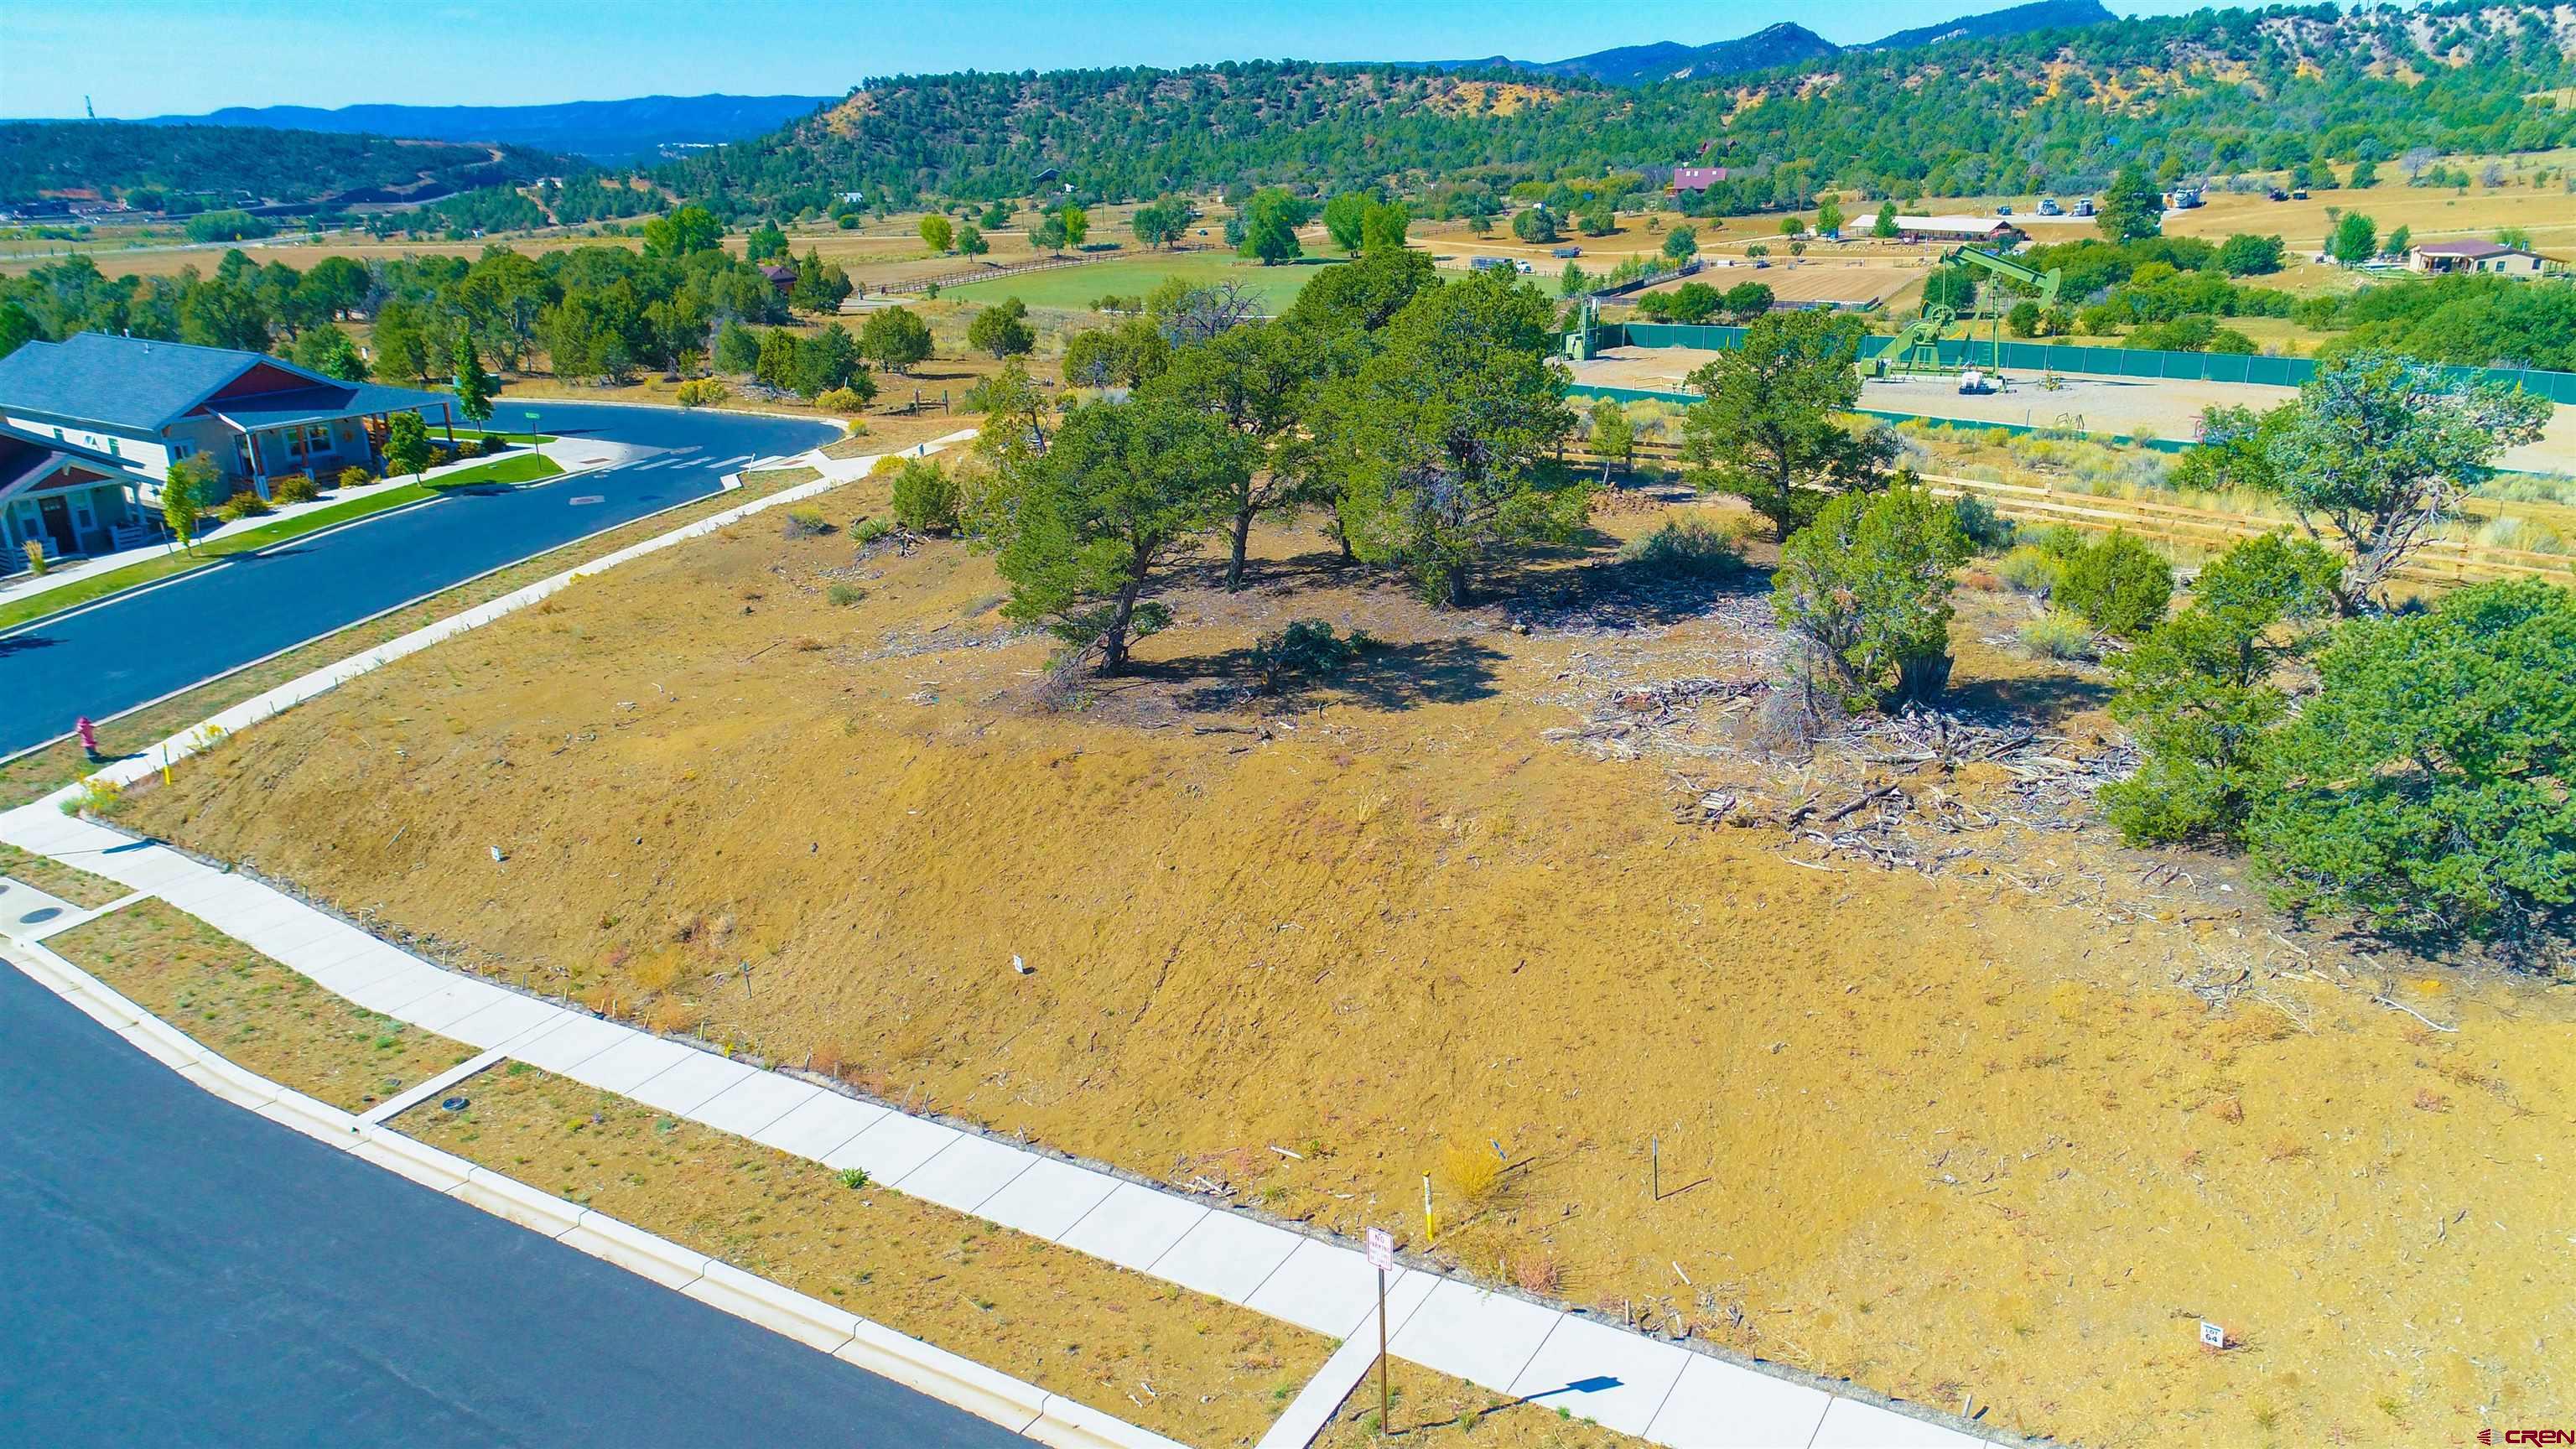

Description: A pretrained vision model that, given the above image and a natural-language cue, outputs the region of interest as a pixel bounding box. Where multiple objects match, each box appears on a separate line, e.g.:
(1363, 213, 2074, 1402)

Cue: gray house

(0, 422, 154, 567)
(0, 332, 456, 562)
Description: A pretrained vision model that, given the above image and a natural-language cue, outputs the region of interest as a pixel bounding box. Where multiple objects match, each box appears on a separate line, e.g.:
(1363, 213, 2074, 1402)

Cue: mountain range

(1419, 0, 2116, 84)
(130, 94, 834, 165)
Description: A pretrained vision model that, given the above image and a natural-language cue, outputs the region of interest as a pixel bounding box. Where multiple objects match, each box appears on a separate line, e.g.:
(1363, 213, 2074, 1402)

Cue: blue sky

(7, 0, 2231, 118)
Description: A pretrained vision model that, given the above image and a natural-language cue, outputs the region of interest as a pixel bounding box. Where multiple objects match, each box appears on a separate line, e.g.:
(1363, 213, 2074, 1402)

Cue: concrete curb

(0, 930, 1195, 1449)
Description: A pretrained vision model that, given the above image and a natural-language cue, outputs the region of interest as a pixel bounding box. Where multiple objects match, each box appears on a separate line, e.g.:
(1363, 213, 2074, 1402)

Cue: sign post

(522, 409, 540, 449)
(1366, 1227, 1394, 1433)
(2199, 1320, 2225, 1351)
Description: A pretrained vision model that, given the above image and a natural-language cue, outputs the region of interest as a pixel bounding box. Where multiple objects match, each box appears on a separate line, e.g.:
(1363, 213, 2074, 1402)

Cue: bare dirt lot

(122, 473, 2576, 1448)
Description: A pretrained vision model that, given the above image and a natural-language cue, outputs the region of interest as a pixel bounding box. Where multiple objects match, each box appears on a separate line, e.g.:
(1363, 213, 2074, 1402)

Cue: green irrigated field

(938, 252, 1344, 312)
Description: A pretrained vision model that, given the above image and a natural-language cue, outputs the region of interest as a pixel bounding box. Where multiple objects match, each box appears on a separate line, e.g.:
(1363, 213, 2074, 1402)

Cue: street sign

(1366, 1227, 1394, 1272)
(2199, 1320, 2225, 1349)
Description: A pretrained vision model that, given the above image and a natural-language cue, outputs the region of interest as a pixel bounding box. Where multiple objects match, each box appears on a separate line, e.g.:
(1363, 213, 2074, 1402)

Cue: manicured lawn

(941, 251, 1345, 313)
(0, 452, 564, 632)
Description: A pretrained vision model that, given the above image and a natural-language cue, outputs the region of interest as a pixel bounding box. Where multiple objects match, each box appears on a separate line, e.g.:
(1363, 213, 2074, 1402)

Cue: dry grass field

(117, 464, 2576, 1449)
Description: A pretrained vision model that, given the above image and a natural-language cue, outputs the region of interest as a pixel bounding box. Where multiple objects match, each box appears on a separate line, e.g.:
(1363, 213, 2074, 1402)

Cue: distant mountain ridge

(1416, 0, 2116, 84)
(131, 94, 835, 165)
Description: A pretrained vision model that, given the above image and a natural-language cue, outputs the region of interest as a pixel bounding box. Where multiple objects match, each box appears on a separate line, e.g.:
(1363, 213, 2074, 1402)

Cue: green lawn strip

(941, 252, 1342, 312)
(0, 454, 565, 632)
(0, 464, 822, 808)
(0, 839, 127, 908)
(48, 900, 475, 1114)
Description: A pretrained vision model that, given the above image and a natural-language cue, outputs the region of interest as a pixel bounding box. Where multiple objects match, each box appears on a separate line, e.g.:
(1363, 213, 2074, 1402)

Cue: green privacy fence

(1606, 324, 2576, 404)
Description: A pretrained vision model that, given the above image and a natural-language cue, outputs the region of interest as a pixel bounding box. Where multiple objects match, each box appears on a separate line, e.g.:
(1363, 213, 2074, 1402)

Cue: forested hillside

(0, 121, 564, 206)
(662, 3, 2576, 216)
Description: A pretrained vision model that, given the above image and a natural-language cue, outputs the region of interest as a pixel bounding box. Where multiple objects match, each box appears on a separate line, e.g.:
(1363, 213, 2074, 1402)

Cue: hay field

(119, 470, 2576, 1449)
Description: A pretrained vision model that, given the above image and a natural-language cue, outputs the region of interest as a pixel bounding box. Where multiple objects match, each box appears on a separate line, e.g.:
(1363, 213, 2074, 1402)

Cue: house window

(307, 423, 332, 450)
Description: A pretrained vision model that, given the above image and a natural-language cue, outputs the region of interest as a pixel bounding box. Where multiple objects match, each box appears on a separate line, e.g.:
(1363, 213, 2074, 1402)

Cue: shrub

(1951, 494, 2016, 553)
(838, 1167, 870, 1190)
(780, 508, 830, 539)
(216, 491, 274, 522)
(1996, 544, 2063, 595)
(268, 472, 320, 505)
(337, 465, 375, 489)
(851, 516, 893, 544)
(888, 459, 960, 533)
(23, 539, 47, 576)
(2018, 610, 2099, 661)
(826, 582, 865, 606)
(674, 378, 730, 408)
(478, 434, 507, 457)
(1435, 1141, 1504, 1203)
(1248, 619, 1369, 693)
(1773, 486, 1969, 709)
(2056, 531, 2174, 638)
(815, 386, 870, 415)
(1616, 517, 1744, 579)
(2247, 579, 2576, 956)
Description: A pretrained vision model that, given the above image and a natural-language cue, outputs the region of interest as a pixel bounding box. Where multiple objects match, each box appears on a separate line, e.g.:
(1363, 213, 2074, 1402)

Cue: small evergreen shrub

(674, 378, 730, 408)
(888, 459, 960, 533)
(336, 465, 374, 489)
(2056, 530, 2174, 639)
(1248, 619, 1370, 693)
(815, 386, 870, 414)
(851, 516, 893, 544)
(1951, 494, 2015, 553)
(269, 472, 320, 505)
(780, 508, 830, 539)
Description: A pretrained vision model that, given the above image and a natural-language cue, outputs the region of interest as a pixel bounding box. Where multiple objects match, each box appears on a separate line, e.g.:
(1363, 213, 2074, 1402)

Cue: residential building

(0, 332, 457, 563)
(2407, 239, 2551, 278)
(1667, 166, 1735, 194)
(0, 421, 154, 564)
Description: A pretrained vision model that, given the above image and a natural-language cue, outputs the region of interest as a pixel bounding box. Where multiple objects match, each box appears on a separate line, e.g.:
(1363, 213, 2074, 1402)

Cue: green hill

(662, 3, 2576, 217)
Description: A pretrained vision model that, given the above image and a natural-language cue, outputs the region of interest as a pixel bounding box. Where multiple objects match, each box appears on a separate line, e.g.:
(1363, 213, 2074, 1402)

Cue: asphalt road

(0, 402, 836, 758)
(0, 959, 1031, 1449)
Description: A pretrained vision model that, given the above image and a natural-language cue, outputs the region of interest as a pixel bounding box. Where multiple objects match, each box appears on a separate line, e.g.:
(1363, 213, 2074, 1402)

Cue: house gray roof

(208, 382, 454, 431)
(0, 420, 147, 501)
(0, 332, 451, 434)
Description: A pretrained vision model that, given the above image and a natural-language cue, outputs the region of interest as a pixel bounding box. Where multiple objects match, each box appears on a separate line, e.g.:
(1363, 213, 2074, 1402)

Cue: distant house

(0, 333, 455, 562)
(2407, 239, 2550, 278)
(758, 263, 797, 294)
(1889, 214, 2026, 245)
(1668, 166, 1735, 195)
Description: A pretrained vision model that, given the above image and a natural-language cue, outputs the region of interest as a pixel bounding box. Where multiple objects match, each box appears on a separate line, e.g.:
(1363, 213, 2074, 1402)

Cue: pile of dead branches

(1544, 676, 1768, 760)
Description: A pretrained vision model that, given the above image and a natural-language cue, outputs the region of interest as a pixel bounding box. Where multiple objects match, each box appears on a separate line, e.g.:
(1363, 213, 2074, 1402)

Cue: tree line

(0, 205, 862, 397)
